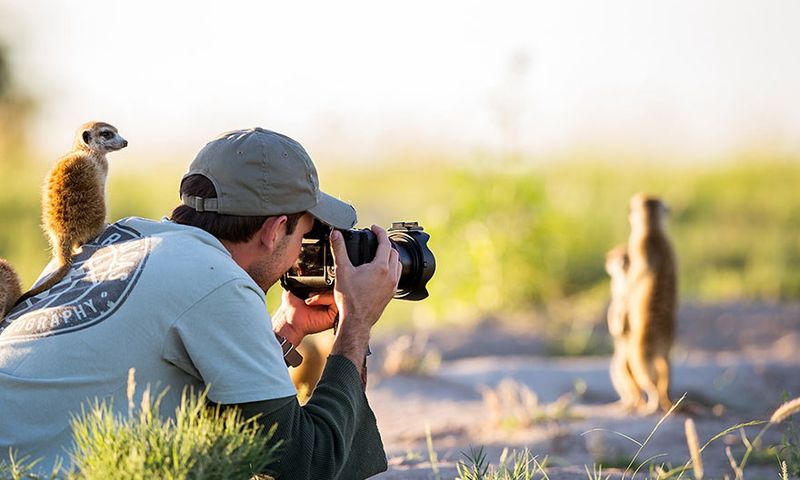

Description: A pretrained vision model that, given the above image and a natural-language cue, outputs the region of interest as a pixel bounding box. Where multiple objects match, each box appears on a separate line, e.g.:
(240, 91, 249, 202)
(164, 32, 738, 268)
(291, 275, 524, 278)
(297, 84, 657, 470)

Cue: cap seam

(259, 136, 270, 208)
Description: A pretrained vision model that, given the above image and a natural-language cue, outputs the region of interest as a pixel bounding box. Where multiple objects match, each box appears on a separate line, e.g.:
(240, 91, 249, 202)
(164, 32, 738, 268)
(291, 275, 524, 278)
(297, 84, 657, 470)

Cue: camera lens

(387, 222, 436, 300)
(281, 221, 435, 301)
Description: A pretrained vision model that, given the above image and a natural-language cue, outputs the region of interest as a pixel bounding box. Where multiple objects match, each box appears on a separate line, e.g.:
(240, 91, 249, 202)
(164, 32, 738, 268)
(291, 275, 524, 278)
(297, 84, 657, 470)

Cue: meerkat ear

(82, 131, 91, 144)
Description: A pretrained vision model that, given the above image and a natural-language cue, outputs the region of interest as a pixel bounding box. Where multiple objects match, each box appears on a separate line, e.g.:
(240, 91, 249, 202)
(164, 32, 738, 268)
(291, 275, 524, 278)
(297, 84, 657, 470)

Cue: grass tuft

(69, 388, 280, 479)
(382, 333, 442, 376)
(456, 446, 545, 480)
(481, 378, 582, 429)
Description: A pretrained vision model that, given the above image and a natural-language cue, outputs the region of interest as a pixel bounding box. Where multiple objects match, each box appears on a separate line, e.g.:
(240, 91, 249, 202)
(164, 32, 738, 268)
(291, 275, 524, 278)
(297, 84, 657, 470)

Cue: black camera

(280, 221, 435, 301)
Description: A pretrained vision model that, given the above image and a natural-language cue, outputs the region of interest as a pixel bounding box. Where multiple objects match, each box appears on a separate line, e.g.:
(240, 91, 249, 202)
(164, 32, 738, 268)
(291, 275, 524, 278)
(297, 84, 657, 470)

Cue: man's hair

(171, 174, 304, 243)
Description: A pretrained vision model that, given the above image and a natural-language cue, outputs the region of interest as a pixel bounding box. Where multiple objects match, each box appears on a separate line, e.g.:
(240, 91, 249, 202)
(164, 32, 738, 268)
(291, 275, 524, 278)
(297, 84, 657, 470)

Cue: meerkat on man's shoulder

(13, 121, 127, 308)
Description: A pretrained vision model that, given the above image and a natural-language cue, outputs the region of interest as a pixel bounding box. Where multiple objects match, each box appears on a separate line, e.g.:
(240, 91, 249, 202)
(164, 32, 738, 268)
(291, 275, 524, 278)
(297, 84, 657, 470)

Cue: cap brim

(308, 191, 357, 229)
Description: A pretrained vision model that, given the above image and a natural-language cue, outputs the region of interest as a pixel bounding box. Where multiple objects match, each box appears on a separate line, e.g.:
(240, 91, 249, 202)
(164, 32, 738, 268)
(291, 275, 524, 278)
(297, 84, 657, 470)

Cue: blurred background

(1, 0, 798, 347)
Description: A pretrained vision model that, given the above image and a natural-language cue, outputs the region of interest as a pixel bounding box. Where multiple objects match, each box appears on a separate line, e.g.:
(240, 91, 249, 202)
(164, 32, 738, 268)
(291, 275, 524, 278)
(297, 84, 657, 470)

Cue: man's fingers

(389, 248, 402, 283)
(329, 229, 354, 270)
(305, 291, 336, 306)
(370, 225, 393, 264)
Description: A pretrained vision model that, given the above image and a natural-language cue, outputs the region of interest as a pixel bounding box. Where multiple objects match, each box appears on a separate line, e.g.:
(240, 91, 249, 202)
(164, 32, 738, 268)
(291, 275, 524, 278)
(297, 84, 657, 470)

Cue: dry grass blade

(684, 418, 704, 480)
(697, 421, 765, 454)
(622, 393, 685, 480)
(425, 422, 441, 480)
(532, 455, 550, 480)
(770, 397, 800, 424)
(581, 428, 643, 448)
(126, 367, 136, 416)
(725, 446, 743, 480)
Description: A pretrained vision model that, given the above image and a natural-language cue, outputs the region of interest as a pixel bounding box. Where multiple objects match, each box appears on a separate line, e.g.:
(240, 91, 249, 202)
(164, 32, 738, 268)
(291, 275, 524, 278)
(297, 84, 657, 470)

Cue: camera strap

(275, 333, 303, 368)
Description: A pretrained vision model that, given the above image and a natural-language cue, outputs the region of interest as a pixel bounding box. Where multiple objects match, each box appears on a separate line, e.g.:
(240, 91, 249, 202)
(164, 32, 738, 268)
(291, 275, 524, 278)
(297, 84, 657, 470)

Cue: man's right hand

(328, 225, 401, 373)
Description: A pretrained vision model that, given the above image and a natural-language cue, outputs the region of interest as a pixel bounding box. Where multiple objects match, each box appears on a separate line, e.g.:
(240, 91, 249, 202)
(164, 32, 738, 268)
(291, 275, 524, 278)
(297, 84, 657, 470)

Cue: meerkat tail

(0, 259, 23, 317)
(12, 260, 73, 308)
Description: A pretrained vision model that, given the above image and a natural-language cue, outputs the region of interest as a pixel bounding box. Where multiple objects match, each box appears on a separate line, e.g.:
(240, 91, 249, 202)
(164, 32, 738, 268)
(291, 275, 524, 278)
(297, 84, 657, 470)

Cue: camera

(280, 221, 435, 301)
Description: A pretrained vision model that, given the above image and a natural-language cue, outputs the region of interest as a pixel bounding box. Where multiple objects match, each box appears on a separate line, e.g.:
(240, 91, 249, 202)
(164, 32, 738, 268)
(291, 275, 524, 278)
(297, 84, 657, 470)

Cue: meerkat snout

(78, 122, 128, 153)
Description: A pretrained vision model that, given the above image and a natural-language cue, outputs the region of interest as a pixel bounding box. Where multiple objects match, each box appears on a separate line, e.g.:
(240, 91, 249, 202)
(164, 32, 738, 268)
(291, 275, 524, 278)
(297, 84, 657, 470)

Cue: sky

(1, 0, 800, 164)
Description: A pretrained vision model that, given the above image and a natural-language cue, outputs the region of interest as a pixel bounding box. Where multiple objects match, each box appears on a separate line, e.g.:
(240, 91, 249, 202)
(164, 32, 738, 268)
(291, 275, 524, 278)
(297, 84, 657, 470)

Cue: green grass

(2, 151, 800, 329)
(456, 446, 546, 480)
(0, 385, 280, 480)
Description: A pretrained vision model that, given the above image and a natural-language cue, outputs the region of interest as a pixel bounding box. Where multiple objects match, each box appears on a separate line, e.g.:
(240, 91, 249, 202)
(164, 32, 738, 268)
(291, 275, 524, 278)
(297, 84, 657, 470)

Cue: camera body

(280, 221, 435, 301)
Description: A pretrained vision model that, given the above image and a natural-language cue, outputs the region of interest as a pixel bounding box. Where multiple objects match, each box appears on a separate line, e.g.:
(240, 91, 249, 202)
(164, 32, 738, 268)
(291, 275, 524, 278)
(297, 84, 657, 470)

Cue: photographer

(0, 128, 399, 479)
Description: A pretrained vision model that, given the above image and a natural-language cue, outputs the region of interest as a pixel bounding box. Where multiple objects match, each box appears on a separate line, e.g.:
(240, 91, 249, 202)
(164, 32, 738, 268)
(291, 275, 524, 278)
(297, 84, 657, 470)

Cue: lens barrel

(386, 222, 435, 300)
(281, 221, 435, 301)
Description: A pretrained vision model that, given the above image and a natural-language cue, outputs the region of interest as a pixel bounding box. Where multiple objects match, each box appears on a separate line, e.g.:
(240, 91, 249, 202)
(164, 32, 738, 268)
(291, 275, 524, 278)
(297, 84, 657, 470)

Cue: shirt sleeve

(218, 354, 388, 480)
(161, 278, 296, 404)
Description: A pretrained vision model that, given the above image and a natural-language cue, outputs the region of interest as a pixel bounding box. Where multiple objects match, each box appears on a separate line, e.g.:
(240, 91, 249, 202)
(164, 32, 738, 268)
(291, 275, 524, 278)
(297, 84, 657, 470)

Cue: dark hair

(170, 174, 304, 243)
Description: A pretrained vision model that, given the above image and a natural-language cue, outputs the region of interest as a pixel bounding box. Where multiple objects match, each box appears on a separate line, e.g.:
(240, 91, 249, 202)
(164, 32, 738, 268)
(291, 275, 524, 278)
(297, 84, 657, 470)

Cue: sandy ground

(364, 302, 800, 479)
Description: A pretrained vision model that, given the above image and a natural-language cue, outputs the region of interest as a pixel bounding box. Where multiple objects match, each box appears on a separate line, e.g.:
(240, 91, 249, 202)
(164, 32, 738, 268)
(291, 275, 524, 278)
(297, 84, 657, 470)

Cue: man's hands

(271, 224, 401, 375)
(272, 290, 338, 347)
(329, 225, 401, 373)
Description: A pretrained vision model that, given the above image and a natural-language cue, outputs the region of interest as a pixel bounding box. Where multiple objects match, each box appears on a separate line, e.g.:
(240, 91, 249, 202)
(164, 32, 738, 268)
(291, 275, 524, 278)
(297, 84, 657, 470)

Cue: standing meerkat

(605, 244, 641, 410)
(625, 193, 677, 414)
(0, 259, 22, 317)
(13, 121, 127, 307)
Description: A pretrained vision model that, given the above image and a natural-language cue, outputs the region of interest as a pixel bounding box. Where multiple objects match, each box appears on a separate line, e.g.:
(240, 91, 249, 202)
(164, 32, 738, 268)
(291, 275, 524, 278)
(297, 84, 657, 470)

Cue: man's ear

(259, 215, 288, 253)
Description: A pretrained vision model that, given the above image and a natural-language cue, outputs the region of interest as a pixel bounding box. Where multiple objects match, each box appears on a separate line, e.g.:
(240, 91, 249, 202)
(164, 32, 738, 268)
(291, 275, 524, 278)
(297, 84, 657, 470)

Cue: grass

(2, 151, 800, 333)
(0, 370, 281, 480)
(480, 378, 583, 429)
(456, 446, 547, 480)
(381, 332, 442, 376)
(447, 394, 800, 480)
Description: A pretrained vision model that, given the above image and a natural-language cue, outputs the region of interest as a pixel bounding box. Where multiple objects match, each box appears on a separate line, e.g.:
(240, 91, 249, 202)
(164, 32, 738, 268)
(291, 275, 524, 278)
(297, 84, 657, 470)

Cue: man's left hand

(272, 290, 338, 346)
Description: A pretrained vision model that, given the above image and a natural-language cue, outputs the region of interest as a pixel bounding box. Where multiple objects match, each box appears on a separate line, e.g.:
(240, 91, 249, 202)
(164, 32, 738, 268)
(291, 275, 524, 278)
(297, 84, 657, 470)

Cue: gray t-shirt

(0, 217, 295, 472)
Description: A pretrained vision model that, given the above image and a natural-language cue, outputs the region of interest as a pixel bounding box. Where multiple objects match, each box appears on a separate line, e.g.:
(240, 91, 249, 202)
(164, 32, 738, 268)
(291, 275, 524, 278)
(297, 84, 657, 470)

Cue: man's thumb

(329, 230, 353, 269)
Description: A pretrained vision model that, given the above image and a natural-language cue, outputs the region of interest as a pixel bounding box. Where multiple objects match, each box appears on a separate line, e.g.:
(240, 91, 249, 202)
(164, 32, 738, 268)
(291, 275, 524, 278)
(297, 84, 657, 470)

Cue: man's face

(248, 213, 315, 290)
(277, 213, 315, 277)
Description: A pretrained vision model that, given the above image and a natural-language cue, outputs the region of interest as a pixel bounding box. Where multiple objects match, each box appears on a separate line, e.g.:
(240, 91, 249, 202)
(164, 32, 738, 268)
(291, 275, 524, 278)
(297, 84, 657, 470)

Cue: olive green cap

(181, 128, 356, 229)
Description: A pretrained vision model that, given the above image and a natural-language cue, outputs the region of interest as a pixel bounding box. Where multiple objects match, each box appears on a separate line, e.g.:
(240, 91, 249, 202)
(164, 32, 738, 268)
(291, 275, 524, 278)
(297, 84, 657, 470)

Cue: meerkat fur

(290, 334, 334, 398)
(13, 121, 127, 307)
(605, 244, 641, 410)
(0, 259, 22, 318)
(625, 193, 678, 414)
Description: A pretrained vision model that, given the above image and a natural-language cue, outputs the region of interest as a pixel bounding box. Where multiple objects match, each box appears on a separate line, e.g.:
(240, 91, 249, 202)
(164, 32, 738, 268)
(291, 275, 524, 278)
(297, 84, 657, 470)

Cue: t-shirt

(0, 217, 295, 472)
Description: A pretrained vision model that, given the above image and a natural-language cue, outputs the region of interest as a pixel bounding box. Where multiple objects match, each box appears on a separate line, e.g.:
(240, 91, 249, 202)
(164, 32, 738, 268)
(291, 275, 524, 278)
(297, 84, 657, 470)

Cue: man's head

(171, 128, 357, 289)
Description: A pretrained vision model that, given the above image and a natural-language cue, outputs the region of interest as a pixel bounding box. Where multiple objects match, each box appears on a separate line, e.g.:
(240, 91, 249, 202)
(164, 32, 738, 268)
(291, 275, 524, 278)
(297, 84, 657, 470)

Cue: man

(0, 128, 399, 478)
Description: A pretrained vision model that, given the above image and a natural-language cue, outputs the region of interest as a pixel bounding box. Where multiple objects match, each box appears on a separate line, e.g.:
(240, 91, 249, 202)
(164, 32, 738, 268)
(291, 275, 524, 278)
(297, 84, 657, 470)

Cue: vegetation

(456, 446, 545, 480)
(0, 379, 280, 480)
(2, 151, 799, 329)
(448, 395, 800, 480)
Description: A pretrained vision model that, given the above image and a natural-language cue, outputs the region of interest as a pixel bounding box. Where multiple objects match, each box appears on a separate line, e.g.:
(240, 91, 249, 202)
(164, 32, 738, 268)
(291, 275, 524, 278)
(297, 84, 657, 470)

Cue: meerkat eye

(100, 131, 114, 140)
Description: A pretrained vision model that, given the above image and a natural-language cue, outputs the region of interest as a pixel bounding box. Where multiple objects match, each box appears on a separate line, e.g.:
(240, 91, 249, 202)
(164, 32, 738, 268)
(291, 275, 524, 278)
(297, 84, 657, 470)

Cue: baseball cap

(181, 128, 357, 229)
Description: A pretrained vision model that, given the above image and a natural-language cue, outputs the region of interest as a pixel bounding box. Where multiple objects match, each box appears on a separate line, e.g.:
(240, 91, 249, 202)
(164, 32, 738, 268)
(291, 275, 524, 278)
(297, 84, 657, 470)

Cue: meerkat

(13, 121, 127, 307)
(605, 244, 641, 410)
(290, 334, 334, 401)
(0, 259, 22, 318)
(625, 193, 678, 414)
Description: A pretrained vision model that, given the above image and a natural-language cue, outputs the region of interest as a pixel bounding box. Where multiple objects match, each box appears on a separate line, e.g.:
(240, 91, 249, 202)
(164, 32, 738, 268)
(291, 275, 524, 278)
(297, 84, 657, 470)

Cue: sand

(365, 302, 800, 479)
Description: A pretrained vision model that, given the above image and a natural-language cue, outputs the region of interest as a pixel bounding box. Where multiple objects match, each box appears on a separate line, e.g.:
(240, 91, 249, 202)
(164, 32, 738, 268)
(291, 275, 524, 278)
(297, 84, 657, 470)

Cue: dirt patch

(367, 302, 800, 479)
